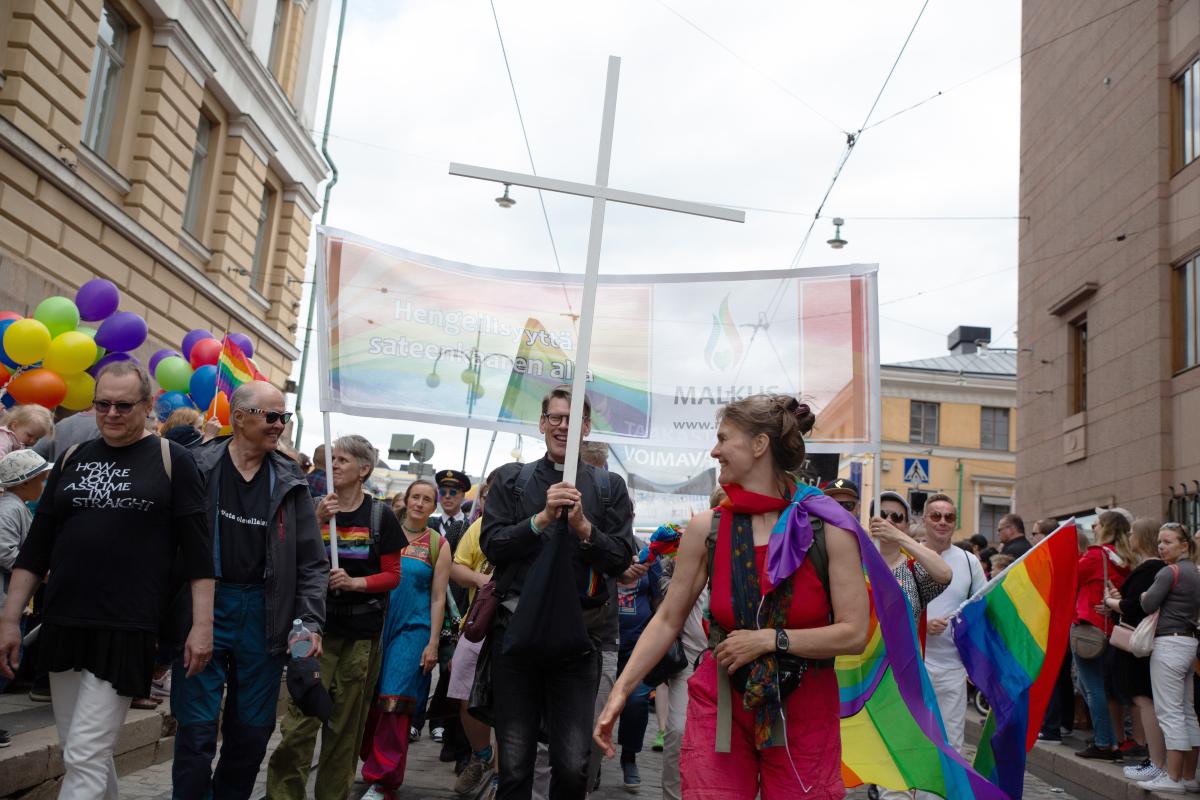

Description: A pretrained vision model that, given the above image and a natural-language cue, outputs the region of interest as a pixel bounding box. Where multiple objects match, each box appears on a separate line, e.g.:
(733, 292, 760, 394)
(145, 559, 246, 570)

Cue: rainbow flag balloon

(953, 521, 1079, 800)
(837, 526, 1008, 799)
(216, 335, 265, 401)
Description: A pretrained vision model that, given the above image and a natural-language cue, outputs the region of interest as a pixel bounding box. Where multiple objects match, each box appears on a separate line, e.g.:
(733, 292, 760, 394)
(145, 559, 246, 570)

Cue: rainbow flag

(837, 526, 1008, 799)
(952, 521, 1079, 799)
(215, 335, 265, 400)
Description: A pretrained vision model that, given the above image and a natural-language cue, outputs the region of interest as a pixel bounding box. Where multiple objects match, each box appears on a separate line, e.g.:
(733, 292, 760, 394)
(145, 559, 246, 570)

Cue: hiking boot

(1075, 744, 1121, 761)
(454, 755, 493, 796)
(652, 729, 665, 752)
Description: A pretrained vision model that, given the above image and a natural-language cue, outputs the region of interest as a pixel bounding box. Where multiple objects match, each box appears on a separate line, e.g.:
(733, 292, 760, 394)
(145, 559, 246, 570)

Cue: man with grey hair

(172, 381, 328, 798)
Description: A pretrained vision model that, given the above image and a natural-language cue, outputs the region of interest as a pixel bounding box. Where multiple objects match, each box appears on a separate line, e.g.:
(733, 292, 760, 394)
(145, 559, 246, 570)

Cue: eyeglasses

(93, 399, 145, 416)
(881, 511, 907, 524)
(439, 487, 460, 497)
(243, 408, 293, 425)
(927, 511, 957, 524)
(541, 413, 587, 428)
(836, 499, 857, 512)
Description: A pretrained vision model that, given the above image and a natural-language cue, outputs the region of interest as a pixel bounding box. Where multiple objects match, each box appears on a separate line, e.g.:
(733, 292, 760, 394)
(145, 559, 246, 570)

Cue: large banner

(316, 228, 880, 455)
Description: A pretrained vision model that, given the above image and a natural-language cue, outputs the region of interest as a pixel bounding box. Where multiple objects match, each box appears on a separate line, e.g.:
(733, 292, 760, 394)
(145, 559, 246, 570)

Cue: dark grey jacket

(194, 437, 328, 654)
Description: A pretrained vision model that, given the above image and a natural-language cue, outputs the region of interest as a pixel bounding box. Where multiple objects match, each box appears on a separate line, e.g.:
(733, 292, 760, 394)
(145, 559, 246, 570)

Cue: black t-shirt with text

(15, 435, 212, 633)
(324, 496, 405, 639)
(217, 448, 271, 584)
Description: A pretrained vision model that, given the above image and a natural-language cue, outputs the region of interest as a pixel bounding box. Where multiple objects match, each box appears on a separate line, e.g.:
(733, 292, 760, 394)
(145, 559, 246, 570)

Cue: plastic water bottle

(288, 619, 313, 658)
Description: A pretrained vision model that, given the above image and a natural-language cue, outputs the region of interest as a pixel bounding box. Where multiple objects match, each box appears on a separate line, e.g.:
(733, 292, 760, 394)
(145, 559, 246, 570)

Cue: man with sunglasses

(823, 477, 861, 520)
(918, 493, 987, 764)
(172, 380, 329, 799)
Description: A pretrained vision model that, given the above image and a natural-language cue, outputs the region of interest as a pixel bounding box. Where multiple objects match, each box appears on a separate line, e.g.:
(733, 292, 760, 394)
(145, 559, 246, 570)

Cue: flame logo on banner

(704, 295, 744, 371)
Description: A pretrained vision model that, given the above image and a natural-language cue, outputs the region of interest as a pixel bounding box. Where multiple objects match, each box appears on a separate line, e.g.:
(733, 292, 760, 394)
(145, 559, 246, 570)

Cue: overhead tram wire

(653, 0, 846, 134)
(861, 0, 1144, 134)
(488, 0, 574, 319)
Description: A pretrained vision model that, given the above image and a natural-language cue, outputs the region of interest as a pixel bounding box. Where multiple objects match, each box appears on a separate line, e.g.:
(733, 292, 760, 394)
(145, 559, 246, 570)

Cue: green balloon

(34, 296, 81, 339)
(155, 356, 193, 393)
(76, 326, 105, 364)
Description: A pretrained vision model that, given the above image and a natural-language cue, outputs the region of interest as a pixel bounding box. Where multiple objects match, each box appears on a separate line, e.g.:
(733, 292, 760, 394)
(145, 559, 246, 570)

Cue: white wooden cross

(450, 56, 745, 484)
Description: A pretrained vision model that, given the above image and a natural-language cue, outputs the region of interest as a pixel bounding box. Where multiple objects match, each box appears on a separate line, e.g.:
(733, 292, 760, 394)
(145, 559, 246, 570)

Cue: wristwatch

(775, 628, 790, 655)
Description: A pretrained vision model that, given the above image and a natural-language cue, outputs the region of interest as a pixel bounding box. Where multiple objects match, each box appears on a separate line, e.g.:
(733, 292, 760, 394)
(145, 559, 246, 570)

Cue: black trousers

(492, 627, 600, 800)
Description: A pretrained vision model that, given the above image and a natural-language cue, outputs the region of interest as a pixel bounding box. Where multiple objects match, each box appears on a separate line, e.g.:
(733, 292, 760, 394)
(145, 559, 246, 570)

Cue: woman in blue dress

(361, 479, 451, 799)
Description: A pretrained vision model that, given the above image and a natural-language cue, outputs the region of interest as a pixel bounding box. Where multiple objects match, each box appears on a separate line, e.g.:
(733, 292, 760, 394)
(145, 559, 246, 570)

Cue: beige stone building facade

(0, 0, 333, 386)
(1018, 0, 1200, 526)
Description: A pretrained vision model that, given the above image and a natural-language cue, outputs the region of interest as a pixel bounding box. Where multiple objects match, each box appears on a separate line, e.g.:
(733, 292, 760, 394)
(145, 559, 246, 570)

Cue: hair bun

(784, 397, 817, 436)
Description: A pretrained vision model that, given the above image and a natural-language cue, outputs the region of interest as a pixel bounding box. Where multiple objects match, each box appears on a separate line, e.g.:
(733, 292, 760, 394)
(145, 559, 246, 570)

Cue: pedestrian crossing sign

(903, 457, 930, 485)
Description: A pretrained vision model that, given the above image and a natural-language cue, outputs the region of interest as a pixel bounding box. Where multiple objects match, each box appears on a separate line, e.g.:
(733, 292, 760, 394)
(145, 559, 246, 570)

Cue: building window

(1070, 316, 1088, 414)
(182, 115, 213, 238)
(249, 185, 276, 296)
(81, 4, 129, 157)
(978, 499, 1011, 542)
(909, 401, 939, 445)
(1177, 254, 1199, 372)
(1177, 58, 1200, 171)
(980, 406, 1010, 451)
(268, 0, 286, 76)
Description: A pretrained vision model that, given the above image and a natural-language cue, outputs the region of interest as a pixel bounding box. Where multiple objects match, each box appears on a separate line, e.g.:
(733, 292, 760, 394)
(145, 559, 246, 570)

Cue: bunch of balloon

(0, 279, 146, 411)
(150, 329, 256, 432)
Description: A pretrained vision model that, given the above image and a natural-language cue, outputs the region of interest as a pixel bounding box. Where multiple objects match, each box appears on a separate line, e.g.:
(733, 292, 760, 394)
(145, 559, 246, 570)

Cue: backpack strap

(159, 436, 172, 482)
(706, 508, 721, 581)
(59, 442, 83, 472)
(369, 496, 384, 547)
(429, 528, 441, 566)
(591, 466, 612, 510)
(512, 461, 539, 508)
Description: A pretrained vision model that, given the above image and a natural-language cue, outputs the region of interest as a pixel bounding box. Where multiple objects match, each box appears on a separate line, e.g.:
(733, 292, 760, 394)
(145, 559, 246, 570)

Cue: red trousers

(360, 708, 411, 793)
(680, 652, 844, 799)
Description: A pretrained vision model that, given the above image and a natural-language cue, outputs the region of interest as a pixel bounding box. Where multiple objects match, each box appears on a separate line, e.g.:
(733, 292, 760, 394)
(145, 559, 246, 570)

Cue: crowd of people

(0, 361, 1198, 799)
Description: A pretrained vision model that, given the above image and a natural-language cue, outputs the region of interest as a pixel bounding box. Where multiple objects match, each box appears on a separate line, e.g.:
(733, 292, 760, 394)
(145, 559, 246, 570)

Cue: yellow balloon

(43, 331, 97, 375)
(3, 318, 51, 365)
(61, 371, 95, 411)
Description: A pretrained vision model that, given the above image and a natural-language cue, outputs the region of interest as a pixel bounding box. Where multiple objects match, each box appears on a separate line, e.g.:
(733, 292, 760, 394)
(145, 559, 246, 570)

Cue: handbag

(1071, 622, 1107, 659)
(462, 579, 501, 643)
(644, 637, 688, 687)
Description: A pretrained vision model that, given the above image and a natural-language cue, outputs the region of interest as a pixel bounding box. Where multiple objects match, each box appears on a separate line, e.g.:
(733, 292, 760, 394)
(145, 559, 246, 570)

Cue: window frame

(268, 0, 287, 77)
(182, 113, 215, 239)
(1070, 315, 1088, 414)
(81, 3, 130, 160)
(1176, 254, 1200, 374)
(248, 183, 278, 298)
(1174, 57, 1200, 173)
(980, 406, 1010, 451)
(909, 400, 940, 445)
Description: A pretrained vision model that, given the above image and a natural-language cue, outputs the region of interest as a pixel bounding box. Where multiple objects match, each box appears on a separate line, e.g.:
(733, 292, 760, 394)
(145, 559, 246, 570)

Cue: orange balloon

(7, 368, 68, 409)
(207, 391, 230, 425)
(0, 364, 9, 387)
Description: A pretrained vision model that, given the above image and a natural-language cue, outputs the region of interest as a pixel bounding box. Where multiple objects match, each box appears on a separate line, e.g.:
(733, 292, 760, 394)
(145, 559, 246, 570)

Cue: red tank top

(709, 519, 831, 632)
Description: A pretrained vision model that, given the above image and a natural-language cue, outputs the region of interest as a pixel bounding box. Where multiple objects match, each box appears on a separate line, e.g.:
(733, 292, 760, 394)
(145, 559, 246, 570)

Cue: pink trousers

(679, 652, 844, 800)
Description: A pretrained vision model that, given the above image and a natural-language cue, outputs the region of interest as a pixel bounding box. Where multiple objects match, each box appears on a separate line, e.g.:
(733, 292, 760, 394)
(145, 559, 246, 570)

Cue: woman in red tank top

(594, 394, 869, 799)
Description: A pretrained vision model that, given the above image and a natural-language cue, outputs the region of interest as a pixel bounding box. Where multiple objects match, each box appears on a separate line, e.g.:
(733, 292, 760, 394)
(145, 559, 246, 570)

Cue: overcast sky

(291, 0, 1021, 477)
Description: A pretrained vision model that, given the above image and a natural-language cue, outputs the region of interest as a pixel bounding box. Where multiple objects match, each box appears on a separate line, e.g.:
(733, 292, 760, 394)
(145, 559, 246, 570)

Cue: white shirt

(923, 544, 987, 672)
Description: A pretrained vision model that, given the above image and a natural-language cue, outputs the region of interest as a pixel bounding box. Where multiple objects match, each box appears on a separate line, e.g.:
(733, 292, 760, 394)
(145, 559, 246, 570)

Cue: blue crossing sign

(903, 457, 930, 485)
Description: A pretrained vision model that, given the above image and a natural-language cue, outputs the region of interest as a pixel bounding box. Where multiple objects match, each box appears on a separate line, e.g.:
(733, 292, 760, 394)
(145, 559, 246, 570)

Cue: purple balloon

(75, 279, 120, 322)
(227, 332, 254, 358)
(94, 311, 148, 353)
(89, 351, 138, 377)
(181, 329, 214, 361)
(148, 348, 183, 376)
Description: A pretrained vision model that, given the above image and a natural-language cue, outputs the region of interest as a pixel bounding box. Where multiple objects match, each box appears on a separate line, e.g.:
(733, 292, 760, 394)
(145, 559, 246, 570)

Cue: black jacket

(1001, 536, 1032, 558)
(193, 437, 329, 654)
(482, 455, 635, 644)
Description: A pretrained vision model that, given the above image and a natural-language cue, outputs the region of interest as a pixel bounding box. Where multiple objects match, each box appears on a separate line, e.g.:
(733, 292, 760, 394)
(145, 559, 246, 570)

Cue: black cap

(824, 478, 860, 500)
(286, 656, 332, 723)
(163, 425, 203, 449)
(435, 469, 471, 493)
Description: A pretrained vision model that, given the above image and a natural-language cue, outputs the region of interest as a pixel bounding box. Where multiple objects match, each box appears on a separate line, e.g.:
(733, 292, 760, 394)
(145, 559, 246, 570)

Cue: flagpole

(323, 411, 338, 571)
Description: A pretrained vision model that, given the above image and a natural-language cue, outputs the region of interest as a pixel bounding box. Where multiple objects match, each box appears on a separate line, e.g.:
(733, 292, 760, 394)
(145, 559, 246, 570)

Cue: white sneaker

(1184, 778, 1200, 793)
(361, 785, 389, 800)
(432, 726, 446, 743)
(1137, 773, 1187, 794)
(1124, 761, 1163, 780)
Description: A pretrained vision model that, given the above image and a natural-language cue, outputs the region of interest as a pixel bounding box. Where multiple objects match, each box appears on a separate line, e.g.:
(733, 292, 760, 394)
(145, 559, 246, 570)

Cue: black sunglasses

(837, 499, 857, 512)
(881, 511, 907, 524)
(93, 399, 145, 415)
(244, 408, 293, 425)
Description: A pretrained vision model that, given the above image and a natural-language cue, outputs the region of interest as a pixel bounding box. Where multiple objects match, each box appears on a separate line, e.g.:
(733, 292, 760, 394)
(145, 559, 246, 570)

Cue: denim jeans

(616, 649, 653, 756)
(492, 625, 600, 800)
(1074, 646, 1115, 748)
(171, 584, 286, 799)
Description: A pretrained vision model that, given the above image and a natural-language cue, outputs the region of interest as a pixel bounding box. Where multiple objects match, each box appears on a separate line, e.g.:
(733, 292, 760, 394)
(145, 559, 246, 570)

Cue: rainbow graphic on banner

(953, 521, 1079, 800)
(320, 524, 372, 561)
